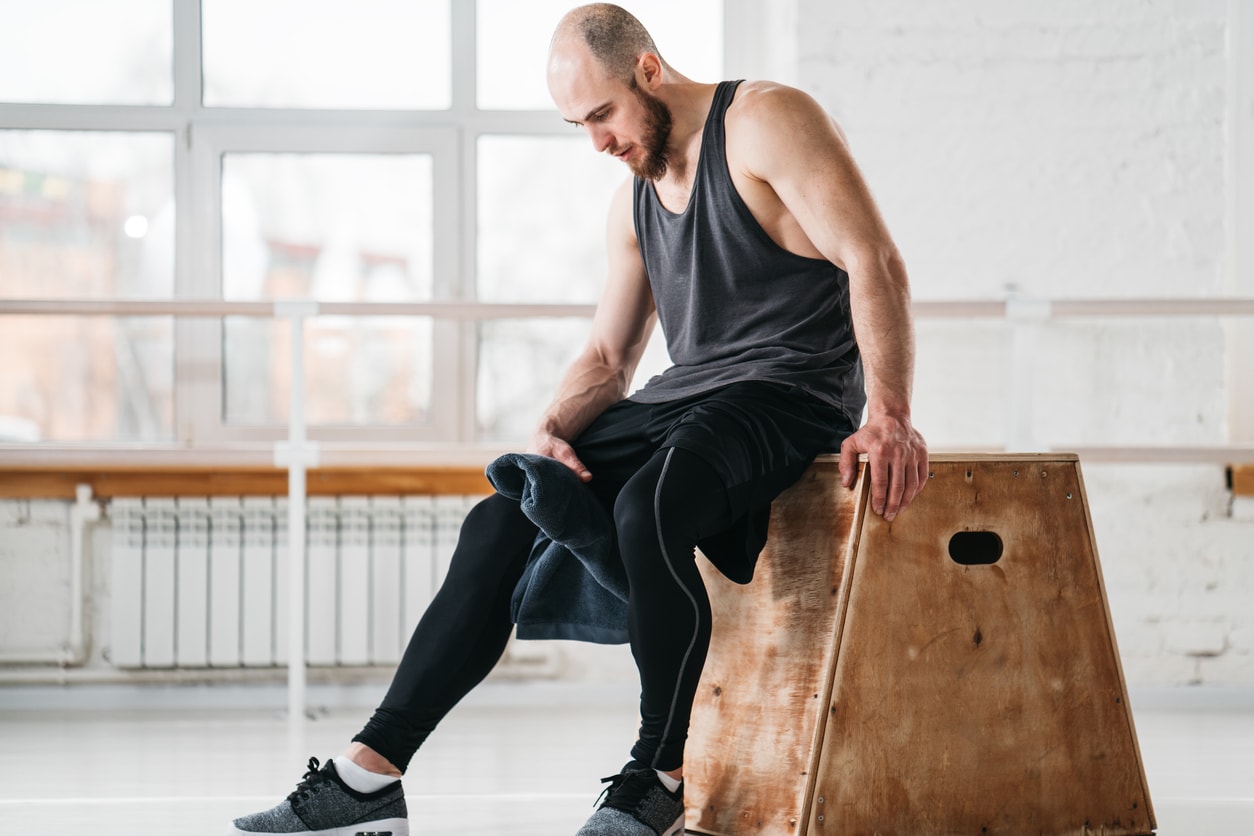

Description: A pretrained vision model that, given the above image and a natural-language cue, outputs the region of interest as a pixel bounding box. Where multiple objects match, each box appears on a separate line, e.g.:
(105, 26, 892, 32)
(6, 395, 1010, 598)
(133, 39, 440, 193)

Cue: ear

(637, 52, 663, 90)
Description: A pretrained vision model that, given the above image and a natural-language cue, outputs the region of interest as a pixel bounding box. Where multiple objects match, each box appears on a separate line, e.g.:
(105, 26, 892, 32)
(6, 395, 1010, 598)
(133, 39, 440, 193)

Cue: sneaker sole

(230, 818, 409, 836)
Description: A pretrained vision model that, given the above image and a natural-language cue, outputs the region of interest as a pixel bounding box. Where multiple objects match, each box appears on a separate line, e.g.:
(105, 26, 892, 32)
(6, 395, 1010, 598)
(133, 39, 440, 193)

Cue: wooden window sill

(0, 464, 494, 499)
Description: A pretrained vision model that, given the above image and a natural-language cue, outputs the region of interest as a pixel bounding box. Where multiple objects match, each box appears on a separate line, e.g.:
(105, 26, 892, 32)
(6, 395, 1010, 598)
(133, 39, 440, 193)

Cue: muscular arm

(732, 83, 928, 520)
(527, 178, 656, 480)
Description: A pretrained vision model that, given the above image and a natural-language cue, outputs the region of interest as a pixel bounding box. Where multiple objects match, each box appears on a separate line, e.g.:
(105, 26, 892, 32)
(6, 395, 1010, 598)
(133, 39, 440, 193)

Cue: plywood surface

(685, 462, 864, 836)
(1232, 464, 1254, 497)
(811, 459, 1154, 835)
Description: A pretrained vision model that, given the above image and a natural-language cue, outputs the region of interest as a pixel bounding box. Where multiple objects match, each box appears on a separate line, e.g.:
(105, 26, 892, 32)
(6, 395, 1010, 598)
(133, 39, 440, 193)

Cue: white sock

(655, 769, 682, 793)
(333, 756, 400, 794)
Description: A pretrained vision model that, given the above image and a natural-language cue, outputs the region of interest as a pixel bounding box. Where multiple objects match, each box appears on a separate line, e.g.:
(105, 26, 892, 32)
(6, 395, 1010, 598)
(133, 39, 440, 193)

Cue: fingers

(552, 442, 593, 482)
(528, 433, 593, 482)
(881, 445, 933, 521)
(839, 434, 860, 488)
(868, 445, 889, 518)
(841, 420, 928, 521)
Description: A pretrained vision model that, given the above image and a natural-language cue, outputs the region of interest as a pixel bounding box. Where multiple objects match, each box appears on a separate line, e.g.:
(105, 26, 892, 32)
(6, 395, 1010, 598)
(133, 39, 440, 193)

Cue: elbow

(585, 342, 636, 398)
(843, 243, 909, 294)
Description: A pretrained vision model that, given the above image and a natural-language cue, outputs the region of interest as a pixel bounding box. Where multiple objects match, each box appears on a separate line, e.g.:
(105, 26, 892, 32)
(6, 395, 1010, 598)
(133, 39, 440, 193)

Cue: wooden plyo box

(685, 454, 1155, 836)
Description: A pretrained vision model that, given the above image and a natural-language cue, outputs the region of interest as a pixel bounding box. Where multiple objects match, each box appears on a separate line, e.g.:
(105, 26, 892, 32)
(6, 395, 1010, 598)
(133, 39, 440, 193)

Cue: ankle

(655, 768, 682, 793)
(343, 743, 403, 778)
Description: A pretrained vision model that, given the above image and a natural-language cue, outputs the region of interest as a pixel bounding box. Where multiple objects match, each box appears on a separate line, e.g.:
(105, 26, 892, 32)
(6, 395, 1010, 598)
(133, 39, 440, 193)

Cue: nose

(587, 125, 614, 154)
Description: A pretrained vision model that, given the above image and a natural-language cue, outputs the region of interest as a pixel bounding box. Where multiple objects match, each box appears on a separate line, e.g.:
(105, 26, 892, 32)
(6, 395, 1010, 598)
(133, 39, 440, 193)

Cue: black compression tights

(353, 446, 732, 774)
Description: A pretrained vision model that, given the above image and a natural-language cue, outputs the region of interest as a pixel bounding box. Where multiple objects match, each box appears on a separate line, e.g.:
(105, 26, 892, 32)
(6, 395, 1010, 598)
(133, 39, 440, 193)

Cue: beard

(626, 78, 673, 181)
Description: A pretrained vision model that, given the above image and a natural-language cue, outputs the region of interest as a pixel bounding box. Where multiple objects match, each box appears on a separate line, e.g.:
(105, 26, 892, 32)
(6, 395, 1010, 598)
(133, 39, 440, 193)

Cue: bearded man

(231, 5, 926, 835)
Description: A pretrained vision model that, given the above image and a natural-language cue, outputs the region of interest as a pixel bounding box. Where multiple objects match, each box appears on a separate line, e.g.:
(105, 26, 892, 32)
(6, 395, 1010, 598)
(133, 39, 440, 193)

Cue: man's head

(547, 3, 675, 180)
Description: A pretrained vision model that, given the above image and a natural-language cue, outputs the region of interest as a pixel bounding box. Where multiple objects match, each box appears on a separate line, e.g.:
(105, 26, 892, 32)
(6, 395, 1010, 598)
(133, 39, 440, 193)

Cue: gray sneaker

(231, 757, 408, 836)
(577, 762, 684, 836)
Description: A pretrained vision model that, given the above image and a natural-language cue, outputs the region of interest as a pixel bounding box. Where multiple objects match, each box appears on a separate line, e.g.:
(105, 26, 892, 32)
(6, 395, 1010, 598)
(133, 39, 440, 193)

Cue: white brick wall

(800, 0, 1227, 299)
(795, 0, 1250, 685)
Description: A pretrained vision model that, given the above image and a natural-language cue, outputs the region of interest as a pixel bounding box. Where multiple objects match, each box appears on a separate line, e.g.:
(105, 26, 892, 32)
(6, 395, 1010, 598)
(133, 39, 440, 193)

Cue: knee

(612, 478, 656, 552)
(614, 476, 703, 583)
(612, 480, 667, 574)
(444, 493, 531, 577)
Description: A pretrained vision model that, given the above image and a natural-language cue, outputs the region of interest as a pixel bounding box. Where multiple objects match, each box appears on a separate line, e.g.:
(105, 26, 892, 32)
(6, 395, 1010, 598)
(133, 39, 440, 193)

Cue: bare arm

(733, 84, 928, 520)
(527, 178, 656, 481)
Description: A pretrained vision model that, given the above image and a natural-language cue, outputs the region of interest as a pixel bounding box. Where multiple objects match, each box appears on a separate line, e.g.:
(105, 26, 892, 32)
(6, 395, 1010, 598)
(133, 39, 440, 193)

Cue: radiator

(108, 495, 477, 669)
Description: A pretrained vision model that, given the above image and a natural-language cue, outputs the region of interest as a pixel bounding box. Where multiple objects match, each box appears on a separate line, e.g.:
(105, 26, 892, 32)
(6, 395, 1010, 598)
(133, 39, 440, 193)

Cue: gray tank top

(629, 80, 865, 426)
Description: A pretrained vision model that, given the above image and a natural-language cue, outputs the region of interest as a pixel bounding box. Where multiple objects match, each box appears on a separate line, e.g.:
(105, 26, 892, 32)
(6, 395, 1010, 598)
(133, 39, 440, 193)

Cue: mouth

(613, 146, 633, 162)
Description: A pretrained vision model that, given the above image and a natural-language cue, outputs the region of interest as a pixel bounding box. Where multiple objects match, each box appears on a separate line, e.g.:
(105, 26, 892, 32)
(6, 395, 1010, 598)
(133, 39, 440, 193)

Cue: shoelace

(286, 756, 329, 807)
(592, 766, 655, 810)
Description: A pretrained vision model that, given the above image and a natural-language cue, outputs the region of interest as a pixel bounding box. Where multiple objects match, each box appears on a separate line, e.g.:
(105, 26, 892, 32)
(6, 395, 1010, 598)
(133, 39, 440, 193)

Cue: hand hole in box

(948, 531, 1003, 565)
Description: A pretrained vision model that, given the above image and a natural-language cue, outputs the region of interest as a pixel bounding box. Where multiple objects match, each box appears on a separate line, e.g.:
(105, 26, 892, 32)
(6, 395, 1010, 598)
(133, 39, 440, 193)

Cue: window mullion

(172, 0, 203, 115)
(450, 0, 477, 115)
(173, 0, 204, 448)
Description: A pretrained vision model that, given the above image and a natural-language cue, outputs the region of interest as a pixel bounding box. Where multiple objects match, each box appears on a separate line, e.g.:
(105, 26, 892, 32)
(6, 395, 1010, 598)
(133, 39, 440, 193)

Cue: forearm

(531, 345, 631, 446)
(848, 247, 916, 419)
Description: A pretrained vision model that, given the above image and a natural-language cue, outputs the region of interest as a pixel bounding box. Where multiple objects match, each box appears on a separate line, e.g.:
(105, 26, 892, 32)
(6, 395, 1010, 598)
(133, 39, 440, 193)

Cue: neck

(654, 77, 719, 182)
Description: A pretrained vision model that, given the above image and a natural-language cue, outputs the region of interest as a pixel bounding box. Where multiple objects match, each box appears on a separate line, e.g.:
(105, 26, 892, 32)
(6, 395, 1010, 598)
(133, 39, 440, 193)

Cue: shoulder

(725, 81, 850, 179)
(727, 81, 842, 140)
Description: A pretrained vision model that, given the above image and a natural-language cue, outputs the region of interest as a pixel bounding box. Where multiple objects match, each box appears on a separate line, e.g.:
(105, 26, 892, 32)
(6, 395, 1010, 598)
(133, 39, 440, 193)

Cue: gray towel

(487, 453, 629, 644)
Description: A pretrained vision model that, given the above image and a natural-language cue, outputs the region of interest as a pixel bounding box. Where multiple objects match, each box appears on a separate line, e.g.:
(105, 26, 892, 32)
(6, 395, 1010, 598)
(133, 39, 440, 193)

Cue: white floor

(0, 682, 1250, 835)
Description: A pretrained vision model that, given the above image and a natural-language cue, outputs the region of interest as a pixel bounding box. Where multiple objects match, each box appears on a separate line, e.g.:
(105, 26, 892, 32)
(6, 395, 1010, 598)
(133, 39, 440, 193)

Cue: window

(0, 131, 175, 442)
(201, 0, 451, 110)
(0, 0, 172, 106)
(0, 1, 726, 448)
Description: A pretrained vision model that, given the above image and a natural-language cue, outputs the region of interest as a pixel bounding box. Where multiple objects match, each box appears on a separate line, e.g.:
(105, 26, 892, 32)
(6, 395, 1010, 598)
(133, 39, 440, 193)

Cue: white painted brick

(800, 0, 1226, 300)
(1109, 618, 1166, 659)
(1196, 652, 1254, 686)
(1163, 620, 1229, 657)
(1120, 652, 1201, 687)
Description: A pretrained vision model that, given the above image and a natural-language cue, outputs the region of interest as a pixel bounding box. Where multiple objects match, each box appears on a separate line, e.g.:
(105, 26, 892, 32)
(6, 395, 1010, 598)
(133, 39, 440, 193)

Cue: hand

(839, 413, 928, 522)
(528, 430, 593, 482)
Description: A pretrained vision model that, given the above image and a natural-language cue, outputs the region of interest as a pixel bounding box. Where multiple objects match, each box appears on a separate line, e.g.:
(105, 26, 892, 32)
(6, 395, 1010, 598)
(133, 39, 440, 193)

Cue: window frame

(184, 123, 463, 445)
(0, 0, 739, 451)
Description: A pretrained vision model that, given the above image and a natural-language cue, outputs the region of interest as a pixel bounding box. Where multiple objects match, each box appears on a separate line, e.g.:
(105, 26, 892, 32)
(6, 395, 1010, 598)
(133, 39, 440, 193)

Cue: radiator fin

(108, 495, 480, 669)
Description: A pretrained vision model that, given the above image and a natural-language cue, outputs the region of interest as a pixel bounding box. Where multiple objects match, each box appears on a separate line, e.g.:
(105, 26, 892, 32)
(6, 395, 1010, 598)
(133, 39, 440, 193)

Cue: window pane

(203, 0, 450, 109)
(0, 131, 175, 299)
(221, 153, 435, 427)
(477, 318, 589, 441)
(477, 0, 724, 110)
(222, 153, 434, 301)
(0, 316, 173, 442)
(0, 0, 171, 105)
(224, 317, 434, 427)
(477, 136, 624, 303)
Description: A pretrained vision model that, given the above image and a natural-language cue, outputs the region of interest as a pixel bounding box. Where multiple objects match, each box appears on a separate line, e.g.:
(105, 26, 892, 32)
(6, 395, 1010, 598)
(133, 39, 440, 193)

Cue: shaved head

(551, 3, 662, 82)
(548, 4, 676, 180)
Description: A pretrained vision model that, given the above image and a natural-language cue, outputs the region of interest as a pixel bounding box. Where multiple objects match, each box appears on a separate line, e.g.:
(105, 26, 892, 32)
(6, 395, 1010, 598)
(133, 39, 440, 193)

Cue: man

(230, 4, 927, 835)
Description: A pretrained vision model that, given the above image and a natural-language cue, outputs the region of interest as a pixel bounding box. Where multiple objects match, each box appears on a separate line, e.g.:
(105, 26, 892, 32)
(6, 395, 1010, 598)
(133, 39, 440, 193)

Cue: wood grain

(810, 458, 1154, 835)
(1232, 464, 1254, 497)
(0, 465, 493, 498)
(685, 461, 865, 836)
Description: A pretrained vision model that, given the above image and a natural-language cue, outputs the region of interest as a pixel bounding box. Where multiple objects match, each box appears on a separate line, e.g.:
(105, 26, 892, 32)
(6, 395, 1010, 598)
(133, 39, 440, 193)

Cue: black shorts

(572, 380, 856, 525)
